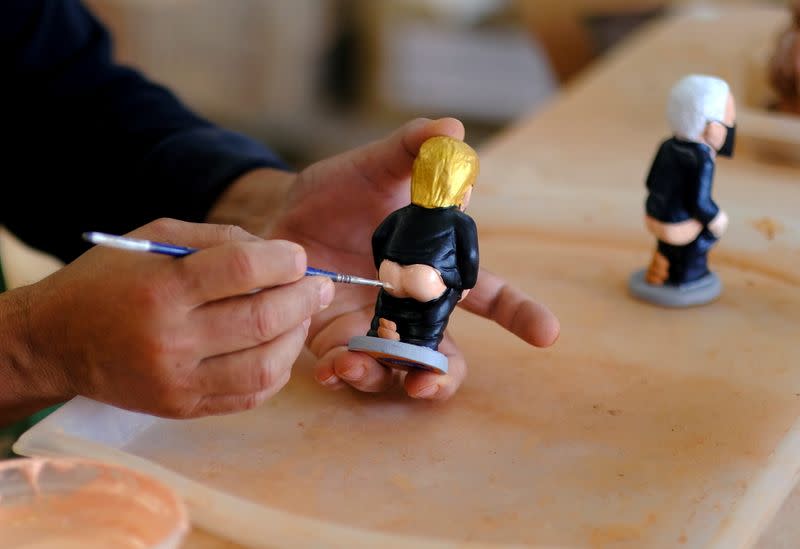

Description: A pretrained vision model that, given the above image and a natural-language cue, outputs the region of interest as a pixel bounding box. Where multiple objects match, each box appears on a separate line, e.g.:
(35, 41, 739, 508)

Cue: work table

(185, 4, 800, 547)
(1, 4, 797, 548)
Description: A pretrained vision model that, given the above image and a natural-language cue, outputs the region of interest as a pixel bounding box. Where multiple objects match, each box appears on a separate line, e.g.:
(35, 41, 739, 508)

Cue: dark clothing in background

(368, 204, 479, 350)
(645, 138, 720, 285)
(1, 0, 284, 264)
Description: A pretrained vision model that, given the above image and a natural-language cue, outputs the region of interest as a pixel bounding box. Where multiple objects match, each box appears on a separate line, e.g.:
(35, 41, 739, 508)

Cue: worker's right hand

(21, 218, 334, 418)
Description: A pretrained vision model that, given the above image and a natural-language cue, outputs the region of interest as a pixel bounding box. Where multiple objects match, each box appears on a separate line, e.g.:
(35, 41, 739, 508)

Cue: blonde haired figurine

(348, 136, 480, 374)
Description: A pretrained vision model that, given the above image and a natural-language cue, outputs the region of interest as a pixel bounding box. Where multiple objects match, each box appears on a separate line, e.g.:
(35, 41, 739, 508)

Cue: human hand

(266, 118, 559, 400)
(22, 218, 334, 418)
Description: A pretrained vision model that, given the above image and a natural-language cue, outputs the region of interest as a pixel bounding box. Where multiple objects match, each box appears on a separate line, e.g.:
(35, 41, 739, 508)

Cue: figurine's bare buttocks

(379, 261, 447, 302)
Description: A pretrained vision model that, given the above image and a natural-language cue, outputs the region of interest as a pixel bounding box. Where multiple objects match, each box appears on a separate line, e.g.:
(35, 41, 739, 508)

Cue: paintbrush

(82, 232, 390, 289)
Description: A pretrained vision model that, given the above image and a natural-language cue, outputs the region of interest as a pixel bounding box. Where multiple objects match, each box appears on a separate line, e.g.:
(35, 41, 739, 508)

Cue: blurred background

(1, 0, 794, 288)
(82, 0, 788, 167)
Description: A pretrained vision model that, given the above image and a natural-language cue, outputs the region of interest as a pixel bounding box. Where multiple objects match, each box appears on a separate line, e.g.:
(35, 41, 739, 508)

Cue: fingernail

(339, 364, 365, 381)
(318, 373, 340, 386)
(319, 279, 335, 308)
(302, 318, 311, 332)
(293, 245, 307, 274)
(414, 384, 440, 399)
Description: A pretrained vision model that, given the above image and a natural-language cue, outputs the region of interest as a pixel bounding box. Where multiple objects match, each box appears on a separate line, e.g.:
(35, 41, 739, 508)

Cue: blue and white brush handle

(84, 232, 197, 257)
(82, 232, 388, 289)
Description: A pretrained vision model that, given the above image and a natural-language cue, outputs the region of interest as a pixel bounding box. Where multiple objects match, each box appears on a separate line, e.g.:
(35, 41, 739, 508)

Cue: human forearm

(4, 218, 331, 423)
(206, 168, 296, 235)
(0, 286, 72, 427)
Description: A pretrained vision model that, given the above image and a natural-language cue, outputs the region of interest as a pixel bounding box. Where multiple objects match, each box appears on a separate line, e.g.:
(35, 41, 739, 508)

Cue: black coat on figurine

(366, 136, 480, 351)
(369, 204, 479, 349)
(645, 138, 719, 227)
(645, 138, 721, 285)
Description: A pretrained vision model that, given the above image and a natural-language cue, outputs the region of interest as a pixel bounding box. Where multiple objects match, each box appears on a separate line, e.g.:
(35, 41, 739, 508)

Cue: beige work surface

(157, 5, 799, 548)
(158, 229, 796, 548)
(4, 4, 799, 549)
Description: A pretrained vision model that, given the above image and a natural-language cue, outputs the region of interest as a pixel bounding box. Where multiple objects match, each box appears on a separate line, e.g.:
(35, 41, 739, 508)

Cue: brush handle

(82, 233, 387, 288)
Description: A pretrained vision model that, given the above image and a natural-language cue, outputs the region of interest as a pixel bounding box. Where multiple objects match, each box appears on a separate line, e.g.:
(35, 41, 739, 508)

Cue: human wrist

(206, 167, 296, 235)
(0, 285, 73, 423)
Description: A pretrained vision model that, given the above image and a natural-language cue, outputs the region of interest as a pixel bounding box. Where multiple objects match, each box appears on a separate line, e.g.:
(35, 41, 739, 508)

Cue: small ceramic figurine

(348, 136, 479, 374)
(768, 0, 800, 115)
(628, 74, 736, 307)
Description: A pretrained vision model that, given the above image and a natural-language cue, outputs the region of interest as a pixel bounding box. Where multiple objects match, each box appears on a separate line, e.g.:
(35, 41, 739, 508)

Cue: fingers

(128, 218, 308, 306)
(193, 276, 334, 356)
(314, 339, 464, 399)
(307, 267, 559, 402)
(332, 349, 396, 392)
(128, 218, 260, 249)
(192, 321, 309, 397)
(314, 346, 397, 393)
(309, 309, 463, 398)
(351, 117, 466, 189)
(311, 324, 395, 393)
(460, 268, 560, 348)
(189, 387, 279, 418)
(187, 320, 313, 417)
(178, 239, 307, 305)
(310, 312, 396, 393)
(403, 335, 467, 400)
(313, 346, 350, 391)
(400, 117, 465, 156)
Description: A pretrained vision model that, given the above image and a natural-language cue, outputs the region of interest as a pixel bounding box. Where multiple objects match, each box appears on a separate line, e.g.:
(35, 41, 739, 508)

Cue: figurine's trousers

(368, 288, 462, 351)
(657, 230, 718, 285)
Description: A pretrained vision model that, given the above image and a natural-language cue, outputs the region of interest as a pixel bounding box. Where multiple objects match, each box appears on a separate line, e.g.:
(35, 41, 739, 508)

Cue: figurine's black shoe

(628, 269, 721, 308)
(348, 336, 448, 375)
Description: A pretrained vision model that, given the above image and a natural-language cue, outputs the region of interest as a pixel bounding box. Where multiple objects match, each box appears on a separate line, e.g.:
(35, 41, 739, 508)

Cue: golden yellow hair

(410, 136, 479, 209)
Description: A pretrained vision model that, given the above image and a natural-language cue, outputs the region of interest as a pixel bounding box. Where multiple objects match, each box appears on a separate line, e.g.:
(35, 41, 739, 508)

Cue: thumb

(350, 117, 466, 190)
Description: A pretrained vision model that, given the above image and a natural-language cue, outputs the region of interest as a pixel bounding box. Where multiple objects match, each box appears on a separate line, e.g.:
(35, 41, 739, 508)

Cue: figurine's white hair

(666, 75, 730, 141)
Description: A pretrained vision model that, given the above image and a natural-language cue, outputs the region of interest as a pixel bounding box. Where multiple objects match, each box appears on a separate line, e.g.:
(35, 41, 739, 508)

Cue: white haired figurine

(629, 74, 736, 307)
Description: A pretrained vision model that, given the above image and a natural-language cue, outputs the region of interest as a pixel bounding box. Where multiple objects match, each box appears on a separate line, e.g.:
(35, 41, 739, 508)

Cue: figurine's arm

(456, 215, 480, 297)
(693, 152, 727, 237)
(644, 141, 667, 195)
(370, 214, 397, 271)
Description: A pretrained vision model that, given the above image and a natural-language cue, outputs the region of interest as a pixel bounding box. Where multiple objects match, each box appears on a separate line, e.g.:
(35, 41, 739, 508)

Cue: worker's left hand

(211, 118, 560, 400)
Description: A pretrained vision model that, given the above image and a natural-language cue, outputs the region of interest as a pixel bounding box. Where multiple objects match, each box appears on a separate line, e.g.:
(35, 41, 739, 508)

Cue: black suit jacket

(645, 138, 719, 226)
(371, 204, 479, 291)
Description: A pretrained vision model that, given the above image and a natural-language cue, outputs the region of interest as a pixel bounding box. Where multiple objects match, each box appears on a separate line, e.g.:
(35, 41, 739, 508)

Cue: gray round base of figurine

(628, 269, 721, 308)
(348, 336, 448, 375)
